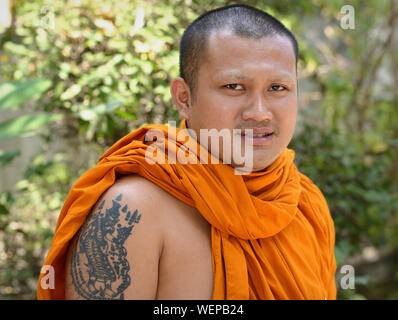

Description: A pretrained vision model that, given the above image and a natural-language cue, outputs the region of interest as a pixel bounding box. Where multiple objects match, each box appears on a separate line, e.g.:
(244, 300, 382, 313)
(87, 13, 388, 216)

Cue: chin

(229, 158, 271, 173)
(251, 150, 283, 171)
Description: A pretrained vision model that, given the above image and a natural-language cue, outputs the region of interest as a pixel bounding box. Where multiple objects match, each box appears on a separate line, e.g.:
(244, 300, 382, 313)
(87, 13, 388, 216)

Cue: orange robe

(37, 121, 337, 300)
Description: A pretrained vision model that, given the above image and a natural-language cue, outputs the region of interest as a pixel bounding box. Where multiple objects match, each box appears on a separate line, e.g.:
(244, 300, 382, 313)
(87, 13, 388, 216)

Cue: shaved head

(179, 4, 299, 100)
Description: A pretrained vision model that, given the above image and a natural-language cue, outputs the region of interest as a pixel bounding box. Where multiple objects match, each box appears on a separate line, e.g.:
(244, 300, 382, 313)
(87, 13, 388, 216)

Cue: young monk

(37, 4, 337, 300)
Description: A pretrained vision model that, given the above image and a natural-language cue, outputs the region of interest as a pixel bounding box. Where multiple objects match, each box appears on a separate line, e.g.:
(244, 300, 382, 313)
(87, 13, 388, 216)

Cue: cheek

(275, 106, 297, 135)
(192, 98, 238, 129)
(283, 107, 297, 125)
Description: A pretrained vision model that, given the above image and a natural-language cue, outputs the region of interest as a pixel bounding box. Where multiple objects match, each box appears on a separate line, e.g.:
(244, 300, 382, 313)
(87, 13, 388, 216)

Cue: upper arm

(65, 175, 163, 300)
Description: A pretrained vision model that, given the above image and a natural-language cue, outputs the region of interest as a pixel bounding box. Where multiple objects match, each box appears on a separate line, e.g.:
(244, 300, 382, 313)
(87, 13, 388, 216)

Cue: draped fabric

(37, 120, 336, 300)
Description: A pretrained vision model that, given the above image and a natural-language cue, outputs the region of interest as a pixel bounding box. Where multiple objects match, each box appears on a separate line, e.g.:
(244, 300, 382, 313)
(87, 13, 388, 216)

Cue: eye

(269, 84, 287, 92)
(224, 84, 244, 91)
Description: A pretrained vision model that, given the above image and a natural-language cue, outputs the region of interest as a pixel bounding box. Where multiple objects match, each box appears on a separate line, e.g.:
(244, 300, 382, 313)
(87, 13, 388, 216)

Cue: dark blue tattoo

(70, 193, 141, 299)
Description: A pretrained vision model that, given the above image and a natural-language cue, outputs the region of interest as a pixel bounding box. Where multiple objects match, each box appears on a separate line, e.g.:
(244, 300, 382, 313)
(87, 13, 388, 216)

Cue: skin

(64, 31, 299, 300)
(65, 175, 213, 299)
(171, 30, 298, 172)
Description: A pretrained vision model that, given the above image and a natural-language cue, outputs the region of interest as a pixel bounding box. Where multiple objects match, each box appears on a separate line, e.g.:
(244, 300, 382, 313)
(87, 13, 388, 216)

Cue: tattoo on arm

(70, 193, 141, 300)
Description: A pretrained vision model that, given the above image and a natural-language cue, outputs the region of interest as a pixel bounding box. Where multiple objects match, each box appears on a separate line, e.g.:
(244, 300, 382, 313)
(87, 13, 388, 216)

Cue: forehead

(199, 30, 296, 79)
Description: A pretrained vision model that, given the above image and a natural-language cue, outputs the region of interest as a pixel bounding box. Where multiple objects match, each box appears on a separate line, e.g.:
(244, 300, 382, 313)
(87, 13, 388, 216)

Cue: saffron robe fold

(37, 120, 337, 300)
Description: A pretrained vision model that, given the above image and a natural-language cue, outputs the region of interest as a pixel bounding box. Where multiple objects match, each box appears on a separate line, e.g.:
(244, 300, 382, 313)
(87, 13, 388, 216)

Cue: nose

(241, 92, 273, 122)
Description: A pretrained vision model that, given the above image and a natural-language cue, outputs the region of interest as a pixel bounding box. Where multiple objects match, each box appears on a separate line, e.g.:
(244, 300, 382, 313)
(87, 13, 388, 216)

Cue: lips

(240, 128, 275, 137)
(237, 127, 275, 146)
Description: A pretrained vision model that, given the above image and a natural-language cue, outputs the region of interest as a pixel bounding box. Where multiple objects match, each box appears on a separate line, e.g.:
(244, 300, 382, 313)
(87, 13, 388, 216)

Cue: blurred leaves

(0, 113, 62, 140)
(0, 79, 52, 110)
(0, 149, 21, 166)
(75, 100, 123, 121)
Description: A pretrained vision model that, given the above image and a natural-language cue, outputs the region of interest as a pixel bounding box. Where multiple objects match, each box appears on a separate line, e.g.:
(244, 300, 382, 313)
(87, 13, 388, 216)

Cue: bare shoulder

(64, 174, 170, 300)
(112, 174, 172, 203)
(64, 173, 212, 300)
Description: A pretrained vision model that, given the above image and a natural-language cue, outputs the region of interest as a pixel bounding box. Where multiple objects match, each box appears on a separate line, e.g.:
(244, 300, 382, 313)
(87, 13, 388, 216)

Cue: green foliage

(0, 79, 52, 110)
(291, 117, 398, 262)
(0, 152, 71, 298)
(0, 149, 20, 166)
(0, 113, 62, 140)
(0, 78, 58, 168)
(0, 79, 60, 166)
(0, 0, 397, 299)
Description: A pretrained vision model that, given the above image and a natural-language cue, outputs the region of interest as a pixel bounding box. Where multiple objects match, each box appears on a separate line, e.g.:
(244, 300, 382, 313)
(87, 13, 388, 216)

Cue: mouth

(239, 129, 275, 145)
(242, 132, 274, 137)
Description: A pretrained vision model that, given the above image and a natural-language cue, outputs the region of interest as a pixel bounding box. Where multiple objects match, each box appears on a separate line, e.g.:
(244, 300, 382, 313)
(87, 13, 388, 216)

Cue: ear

(170, 77, 191, 120)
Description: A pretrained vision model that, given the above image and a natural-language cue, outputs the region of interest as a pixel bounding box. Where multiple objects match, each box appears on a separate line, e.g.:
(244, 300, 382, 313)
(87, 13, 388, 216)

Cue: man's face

(185, 31, 298, 172)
